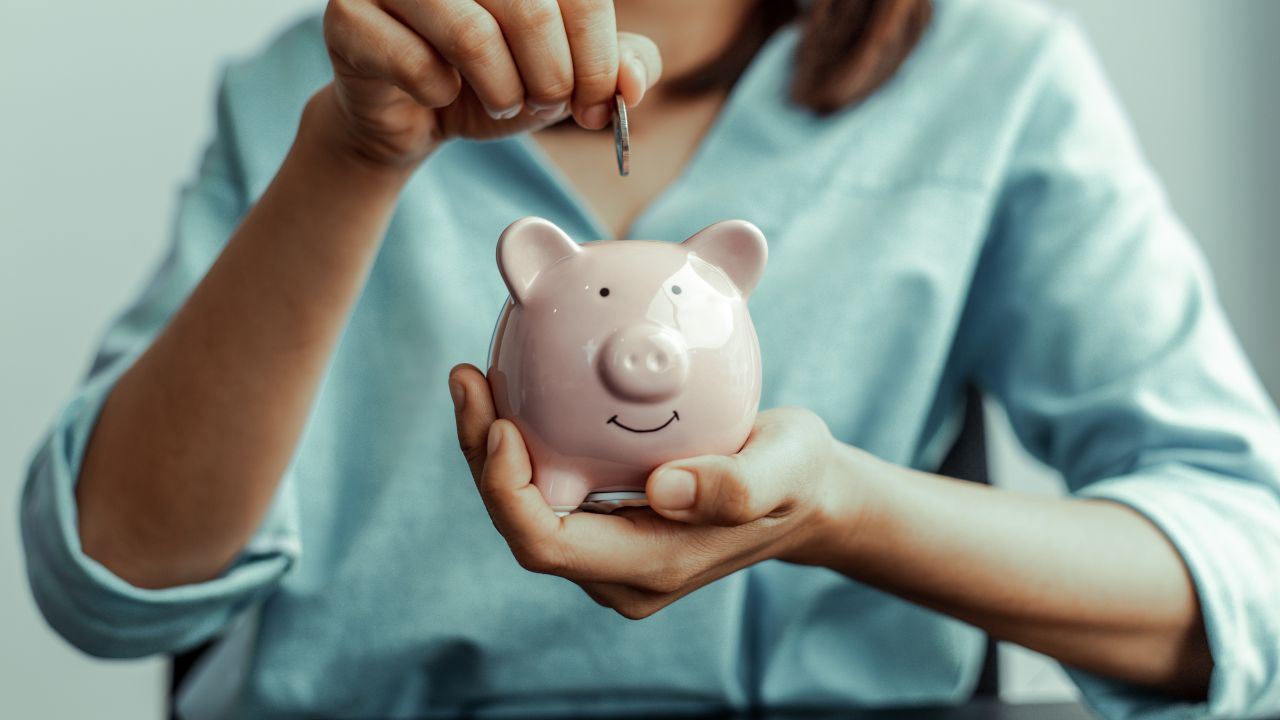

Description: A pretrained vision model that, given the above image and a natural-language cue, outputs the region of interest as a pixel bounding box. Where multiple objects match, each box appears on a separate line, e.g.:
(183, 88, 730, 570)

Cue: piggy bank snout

(599, 324, 690, 402)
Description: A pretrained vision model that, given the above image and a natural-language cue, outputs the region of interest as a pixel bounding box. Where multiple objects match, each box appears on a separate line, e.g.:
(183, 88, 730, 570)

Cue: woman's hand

(320, 0, 662, 168)
(448, 363, 1212, 697)
(448, 363, 847, 618)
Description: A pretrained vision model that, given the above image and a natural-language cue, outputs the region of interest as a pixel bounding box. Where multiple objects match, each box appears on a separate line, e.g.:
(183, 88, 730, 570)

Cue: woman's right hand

(320, 0, 663, 168)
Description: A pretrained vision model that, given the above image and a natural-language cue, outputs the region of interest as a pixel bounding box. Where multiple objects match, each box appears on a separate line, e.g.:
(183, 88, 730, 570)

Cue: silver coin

(613, 94, 630, 177)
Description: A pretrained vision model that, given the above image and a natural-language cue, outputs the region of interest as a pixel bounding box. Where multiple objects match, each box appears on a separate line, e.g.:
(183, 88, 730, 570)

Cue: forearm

(77, 86, 425, 589)
(806, 443, 1213, 698)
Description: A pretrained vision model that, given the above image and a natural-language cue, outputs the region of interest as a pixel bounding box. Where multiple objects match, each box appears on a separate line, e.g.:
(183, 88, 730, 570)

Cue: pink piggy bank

(487, 217, 768, 515)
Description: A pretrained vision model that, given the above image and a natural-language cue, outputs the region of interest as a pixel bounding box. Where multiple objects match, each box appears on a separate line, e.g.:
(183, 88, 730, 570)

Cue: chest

(531, 92, 729, 239)
(354, 144, 994, 470)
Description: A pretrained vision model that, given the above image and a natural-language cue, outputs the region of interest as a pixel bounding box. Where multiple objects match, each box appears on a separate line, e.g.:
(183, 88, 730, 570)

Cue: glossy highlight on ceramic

(487, 217, 767, 514)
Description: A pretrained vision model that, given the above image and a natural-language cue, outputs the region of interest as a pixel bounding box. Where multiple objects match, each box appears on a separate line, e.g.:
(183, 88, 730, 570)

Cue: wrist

(785, 441, 901, 568)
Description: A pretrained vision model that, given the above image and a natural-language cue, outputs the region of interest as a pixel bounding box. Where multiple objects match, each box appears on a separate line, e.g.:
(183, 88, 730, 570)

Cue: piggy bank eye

(599, 287, 610, 297)
(671, 285, 682, 295)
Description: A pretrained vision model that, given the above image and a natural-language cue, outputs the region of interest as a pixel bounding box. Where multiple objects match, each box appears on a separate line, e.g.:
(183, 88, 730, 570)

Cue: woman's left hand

(448, 363, 849, 618)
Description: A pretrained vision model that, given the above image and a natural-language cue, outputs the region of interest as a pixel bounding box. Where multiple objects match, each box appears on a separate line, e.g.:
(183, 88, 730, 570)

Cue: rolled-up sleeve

(19, 71, 300, 659)
(958, 14, 1280, 720)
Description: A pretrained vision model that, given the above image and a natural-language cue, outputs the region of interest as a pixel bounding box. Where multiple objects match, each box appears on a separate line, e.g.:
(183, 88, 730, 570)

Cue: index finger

(476, 428, 668, 581)
(478, 419, 564, 562)
(559, 0, 619, 128)
(389, 0, 526, 117)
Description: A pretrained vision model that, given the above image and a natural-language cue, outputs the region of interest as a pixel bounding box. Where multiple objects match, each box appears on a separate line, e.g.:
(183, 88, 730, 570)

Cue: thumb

(645, 409, 829, 526)
(647, 455, 781, 526)
(617, 32, 663, 108)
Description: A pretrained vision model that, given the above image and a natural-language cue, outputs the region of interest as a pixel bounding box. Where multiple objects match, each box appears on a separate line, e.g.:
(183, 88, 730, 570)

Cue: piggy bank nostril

(647, 352, 669, 373)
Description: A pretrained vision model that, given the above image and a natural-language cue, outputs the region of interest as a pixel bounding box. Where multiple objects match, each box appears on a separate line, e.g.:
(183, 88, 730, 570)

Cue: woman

(20, 0, 1280, 717)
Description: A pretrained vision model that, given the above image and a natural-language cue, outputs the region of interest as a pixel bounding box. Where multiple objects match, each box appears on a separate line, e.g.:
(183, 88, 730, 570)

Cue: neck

(614, 0, 757, 87)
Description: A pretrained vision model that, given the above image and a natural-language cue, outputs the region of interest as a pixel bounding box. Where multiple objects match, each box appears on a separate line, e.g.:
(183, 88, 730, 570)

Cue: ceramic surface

(488, 217, 767, 513)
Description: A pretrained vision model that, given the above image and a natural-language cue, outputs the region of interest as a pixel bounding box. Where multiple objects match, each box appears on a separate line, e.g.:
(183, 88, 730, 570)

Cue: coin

(613, 94, 630, 177)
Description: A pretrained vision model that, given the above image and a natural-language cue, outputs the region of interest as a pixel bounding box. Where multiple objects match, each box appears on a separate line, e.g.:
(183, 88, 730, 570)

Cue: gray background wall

(1, 1, 1276, 715)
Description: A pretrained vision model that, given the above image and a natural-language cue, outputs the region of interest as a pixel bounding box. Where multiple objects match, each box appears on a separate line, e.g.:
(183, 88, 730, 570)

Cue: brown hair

(666, 0, 933, 115)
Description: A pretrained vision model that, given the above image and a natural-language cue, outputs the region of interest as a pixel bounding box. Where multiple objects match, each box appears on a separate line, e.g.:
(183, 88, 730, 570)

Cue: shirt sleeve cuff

(1066, 465, 1280, 719)
(19, 356, 300, 659)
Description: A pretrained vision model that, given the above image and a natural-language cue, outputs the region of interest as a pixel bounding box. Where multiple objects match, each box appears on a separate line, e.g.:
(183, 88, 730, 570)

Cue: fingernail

(486, 102, 523, 120)
(581, 102, 611, 129)
(449, 380, 464, 412)
(651, 469, 696, 510)
(530, 100, 568, 120)
(487, 423, 502, 455)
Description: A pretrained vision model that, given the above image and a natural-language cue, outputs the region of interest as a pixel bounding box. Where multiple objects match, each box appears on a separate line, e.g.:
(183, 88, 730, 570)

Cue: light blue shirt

(20, 1, 1280, 718)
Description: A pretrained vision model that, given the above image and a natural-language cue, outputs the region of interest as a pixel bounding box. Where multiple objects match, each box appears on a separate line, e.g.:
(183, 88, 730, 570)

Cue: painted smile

(606, 411, 680, 433)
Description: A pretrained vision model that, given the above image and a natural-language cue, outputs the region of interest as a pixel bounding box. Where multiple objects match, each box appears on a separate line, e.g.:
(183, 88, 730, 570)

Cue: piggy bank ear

(681, 220, 768, 298)
(497, 217, 581, 304)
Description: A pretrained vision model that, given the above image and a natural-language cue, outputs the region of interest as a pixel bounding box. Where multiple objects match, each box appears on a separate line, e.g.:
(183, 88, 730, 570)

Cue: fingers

(448, 365, 638, 579)
(579, 582, 670, 621)
(646, 408, 832, 526)
(390, 0, 526, 118)
(558, 0, 619, 128)
(514, 508, 757, 592)
(339, 0, 661, 131)
(449, 363, 497, 483)
(476, 0, 574, 120)
(450, 366, 569, 567)
(464, 405, 798, 610)
(325, 0, 463, 107)
(566, 506, 805, 618)
(477, 419, 563, 553)
(577, 524, 779, 619)
(616, 32, 662, 108)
